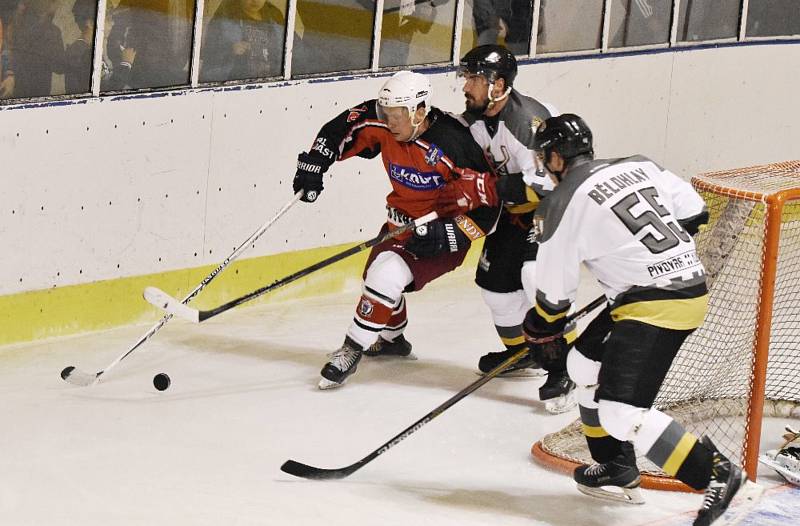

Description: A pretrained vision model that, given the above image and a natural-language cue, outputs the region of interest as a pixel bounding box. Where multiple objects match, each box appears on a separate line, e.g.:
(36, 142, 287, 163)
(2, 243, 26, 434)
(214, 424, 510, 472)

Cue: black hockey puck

(60, 366, 75, 380)
(153, 373, 171, 391)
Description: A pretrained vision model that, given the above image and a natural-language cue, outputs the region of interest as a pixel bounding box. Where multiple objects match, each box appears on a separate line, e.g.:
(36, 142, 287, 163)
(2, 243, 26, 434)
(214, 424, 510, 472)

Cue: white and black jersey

(461, 90, 558, 211)
(533, 155, 709, 331)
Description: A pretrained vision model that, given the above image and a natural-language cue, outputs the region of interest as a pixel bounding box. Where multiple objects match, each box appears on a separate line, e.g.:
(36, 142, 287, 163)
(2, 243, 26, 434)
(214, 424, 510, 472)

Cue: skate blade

(711, 480, 764, 526)
(476, 368, 547, 379)
(318, 377, 346, 390)
(545, 391, 577, 414)
(759, 454, 800, 486)
(364, 351, 418, 361)
(576, 483, 645, 505)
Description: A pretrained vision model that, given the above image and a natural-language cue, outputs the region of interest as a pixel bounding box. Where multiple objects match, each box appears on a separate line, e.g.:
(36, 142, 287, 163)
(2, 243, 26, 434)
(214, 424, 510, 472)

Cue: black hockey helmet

(459, 44, 518, 87)
(533, 114, 594, 161)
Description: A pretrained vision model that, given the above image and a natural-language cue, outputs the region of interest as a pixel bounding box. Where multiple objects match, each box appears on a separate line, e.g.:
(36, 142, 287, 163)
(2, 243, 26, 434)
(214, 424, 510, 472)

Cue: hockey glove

(293, 151, 329, 203)
(678, 209, 710, 237)
(522, 306, 569, 365)
(405, 219, 470, 258)
(496, 173, 534, 205)
(435, 169, 499, 217)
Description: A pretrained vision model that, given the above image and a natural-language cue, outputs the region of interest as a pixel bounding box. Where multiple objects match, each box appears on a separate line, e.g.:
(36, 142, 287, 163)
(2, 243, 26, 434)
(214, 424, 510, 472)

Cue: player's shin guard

(364, 297, 416, 359)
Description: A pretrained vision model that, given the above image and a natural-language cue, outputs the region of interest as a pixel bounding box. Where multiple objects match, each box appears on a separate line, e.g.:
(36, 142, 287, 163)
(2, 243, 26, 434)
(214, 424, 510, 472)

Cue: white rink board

(1, 42, 799, 295)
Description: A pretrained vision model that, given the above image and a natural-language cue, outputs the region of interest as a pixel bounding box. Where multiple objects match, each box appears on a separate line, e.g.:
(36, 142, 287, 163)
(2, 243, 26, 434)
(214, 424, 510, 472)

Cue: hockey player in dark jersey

(438, 44, 576, 413)
(292, 70, 501, 389)
(522, 114, 762, 524)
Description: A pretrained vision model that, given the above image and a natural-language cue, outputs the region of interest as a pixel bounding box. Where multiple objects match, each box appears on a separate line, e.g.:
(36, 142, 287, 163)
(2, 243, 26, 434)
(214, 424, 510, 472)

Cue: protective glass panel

(379, 0, 456, 68)
(101, 0, 196, 92)
(458, 0, 534, 58)
(0, 0, 98, 100)
(199, 0, 287, 83)
(746, 0, 800, 37)
(608, 0, 672, 48)
(677, 0, 741, 42)
(292, 0, 373, 75)
(537, 0, 603, 53)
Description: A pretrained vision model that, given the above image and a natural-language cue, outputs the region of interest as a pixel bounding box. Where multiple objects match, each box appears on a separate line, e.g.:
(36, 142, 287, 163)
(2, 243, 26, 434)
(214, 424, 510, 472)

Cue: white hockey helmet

(377, 71, 431, 117)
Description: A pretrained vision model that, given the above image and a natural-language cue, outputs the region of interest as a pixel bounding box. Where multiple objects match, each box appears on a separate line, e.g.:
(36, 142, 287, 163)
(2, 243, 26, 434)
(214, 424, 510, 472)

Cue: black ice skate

(694, 436, 763, 526)
(539, 370, 577, 414)
(477, 347, 545, 378)
(574, 450, 644, 505)
(363, 334, 417, 360)
(318, 337, 363, 390)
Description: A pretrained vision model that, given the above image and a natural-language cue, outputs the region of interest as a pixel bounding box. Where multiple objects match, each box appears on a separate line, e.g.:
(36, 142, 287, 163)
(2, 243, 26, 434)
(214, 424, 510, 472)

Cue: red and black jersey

(309, 100, 500, 236)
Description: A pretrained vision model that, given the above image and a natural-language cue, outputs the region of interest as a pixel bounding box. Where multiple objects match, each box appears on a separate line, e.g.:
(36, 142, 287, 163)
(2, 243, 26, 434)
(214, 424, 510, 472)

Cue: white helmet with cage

(377, 71, 431, 140)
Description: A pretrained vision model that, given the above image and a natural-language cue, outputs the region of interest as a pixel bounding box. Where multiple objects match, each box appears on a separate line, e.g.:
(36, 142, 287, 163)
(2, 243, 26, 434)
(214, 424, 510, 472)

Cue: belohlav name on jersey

(647, 251, 703, 279)
(588, 167, 651, 205)
(389, 163, 445, 190)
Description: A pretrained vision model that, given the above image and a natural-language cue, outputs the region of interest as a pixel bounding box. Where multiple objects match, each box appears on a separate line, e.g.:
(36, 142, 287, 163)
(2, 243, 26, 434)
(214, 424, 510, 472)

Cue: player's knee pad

(479, 288, 529, 326)
(363, 251, 413, 303)
(597, 399, 649, 442)
(566, 348, 601, 387)
(521, 260, 536, 302)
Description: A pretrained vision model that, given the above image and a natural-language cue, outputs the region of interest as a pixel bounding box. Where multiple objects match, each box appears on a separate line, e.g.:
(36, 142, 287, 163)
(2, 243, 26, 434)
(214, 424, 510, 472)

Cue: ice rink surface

(1, 267, 797, 525)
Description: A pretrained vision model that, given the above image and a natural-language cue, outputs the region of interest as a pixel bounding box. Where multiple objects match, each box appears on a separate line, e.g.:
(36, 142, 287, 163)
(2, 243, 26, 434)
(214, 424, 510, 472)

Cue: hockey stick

(144, 212, 439, 324)
(280, 294, 607, 480)
(60, 192, 303, 387)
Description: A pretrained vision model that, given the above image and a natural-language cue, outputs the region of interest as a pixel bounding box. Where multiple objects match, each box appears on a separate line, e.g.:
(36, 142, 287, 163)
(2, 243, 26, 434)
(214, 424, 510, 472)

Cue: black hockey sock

(673, 441, 713, 490)
(495, 324, 527, 353)
(580, 405, 624, 463)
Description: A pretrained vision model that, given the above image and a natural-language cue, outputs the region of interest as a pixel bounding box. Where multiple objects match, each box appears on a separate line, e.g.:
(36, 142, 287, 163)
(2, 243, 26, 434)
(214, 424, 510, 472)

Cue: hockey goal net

(532, 160, 800, 491)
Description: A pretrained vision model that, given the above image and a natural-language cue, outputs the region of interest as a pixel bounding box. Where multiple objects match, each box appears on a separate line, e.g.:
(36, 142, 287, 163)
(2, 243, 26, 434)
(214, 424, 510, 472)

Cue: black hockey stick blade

(280, 460, 363, 480)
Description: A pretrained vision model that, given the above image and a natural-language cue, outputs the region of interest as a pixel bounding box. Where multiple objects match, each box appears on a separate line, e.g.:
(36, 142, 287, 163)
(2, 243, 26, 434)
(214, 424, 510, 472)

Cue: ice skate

(318, 337, 363, 390)
(363, 334, 417, 360)
(693, 436, 763, 526)
(574, 451, 645, 505)
(759, 425, 800, 486)
(539, 370, 577, 414)
(477, 348, 546, 378)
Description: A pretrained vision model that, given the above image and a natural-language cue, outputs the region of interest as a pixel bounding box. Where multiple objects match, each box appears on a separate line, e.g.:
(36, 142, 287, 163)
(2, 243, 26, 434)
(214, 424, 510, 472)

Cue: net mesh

(538, 161, 800, 482)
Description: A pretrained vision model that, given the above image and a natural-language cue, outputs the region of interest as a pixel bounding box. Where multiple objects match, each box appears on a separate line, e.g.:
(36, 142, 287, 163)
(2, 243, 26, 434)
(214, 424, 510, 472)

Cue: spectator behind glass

(65, 0, 97, 94)
(0, 0, 19, 98)
(101, 0, 137, 90)
(472, 0, 532, 55)
(105, 0, 194, 90)
(4, 0, 66, 99)
(201, 0, 283, 82)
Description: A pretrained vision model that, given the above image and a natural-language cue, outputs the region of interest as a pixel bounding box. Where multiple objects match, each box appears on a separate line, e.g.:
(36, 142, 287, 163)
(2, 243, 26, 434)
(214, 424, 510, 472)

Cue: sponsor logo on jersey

(453, 215, 485, 241)
(647, 251, 703, 279)
(358, 298, 374, 318)
(424, 143, 443, 166)
(347, 105, 368, 122)
(389, 163, 444, 190)
(531, 116, 544, 132)
(311, 137, 334, 161)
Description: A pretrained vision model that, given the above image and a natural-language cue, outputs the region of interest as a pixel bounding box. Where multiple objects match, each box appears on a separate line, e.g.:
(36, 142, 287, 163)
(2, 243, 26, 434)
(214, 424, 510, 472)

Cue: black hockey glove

(293, 151, 329, 203)
(495, 173, 530, 205)
(405, 219, 470, 258)
(522, 307, 568, 365)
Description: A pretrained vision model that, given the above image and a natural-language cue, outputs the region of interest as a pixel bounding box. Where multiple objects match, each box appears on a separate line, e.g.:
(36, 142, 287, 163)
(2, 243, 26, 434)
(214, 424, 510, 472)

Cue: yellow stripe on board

(0, 239, 484, 346)
(661, 433, 698, 476)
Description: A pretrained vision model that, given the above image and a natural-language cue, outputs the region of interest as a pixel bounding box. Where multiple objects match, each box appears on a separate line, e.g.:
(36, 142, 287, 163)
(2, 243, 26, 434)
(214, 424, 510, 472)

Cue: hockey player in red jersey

(292, 70, 501, 389)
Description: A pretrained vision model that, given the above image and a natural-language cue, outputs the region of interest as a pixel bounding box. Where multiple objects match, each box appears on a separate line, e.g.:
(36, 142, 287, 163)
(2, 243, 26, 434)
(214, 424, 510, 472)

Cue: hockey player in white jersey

(522, 114, 762, 525)
(441, 44, 575, 413)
